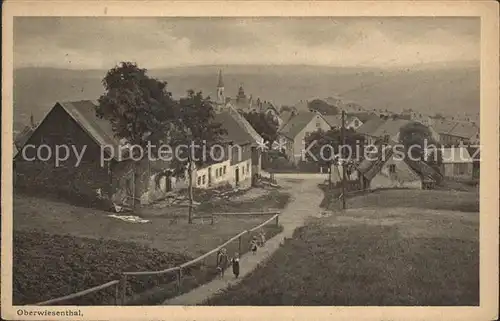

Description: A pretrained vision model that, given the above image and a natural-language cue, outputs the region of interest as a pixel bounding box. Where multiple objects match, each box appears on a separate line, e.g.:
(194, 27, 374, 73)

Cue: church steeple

(217, 69, 224, 88)
(216, 69, 225, 104)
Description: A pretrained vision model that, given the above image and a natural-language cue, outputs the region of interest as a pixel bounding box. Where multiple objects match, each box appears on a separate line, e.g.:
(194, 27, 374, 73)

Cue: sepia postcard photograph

(1, 1, 499, 321)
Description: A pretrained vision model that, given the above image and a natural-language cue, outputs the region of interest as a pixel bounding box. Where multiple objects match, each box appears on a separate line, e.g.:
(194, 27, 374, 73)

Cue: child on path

(231, 252, 240, 278)
(259, 229, 266, 246)
(216, 248, 229, 278)
(250, 236, 259, 255)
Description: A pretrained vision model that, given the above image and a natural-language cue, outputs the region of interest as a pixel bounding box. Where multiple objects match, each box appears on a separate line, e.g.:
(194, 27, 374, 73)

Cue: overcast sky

(14, 17, 479, 70)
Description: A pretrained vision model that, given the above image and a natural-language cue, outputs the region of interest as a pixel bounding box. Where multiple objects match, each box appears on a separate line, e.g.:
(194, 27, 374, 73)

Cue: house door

(235, 167, 240, 185)
(208, 167, 212, 186)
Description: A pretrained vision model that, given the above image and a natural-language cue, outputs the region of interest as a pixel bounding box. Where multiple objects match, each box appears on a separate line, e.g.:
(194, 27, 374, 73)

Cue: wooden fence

(31, 212, 280, 306)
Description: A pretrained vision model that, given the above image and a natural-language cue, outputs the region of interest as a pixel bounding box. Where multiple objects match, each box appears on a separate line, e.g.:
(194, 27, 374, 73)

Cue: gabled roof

(432, 120, 458, 135)
(356, 117, 385, 136)
(357, 147, 395, 181)
(357, 146, 442, 183)
(226, 105, 264, 145)
(323, 115, 343, 128)
(405, 158, 443, 183)
(58, 100, 123, 151)
(278, 111, 320, 140)
(16, 100, 125, 161)
(214, 110, 254, 146)
(371, 119, 411, 139)
(279, 110, 295, 127)
(14, 125, 36, 150)
(448, 122, 479, 140)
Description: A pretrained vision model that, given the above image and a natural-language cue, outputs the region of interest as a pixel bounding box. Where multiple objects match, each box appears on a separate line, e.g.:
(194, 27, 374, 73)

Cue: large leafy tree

(241, 111, 279, 145)
(96, 62, 176, 147)
(304, 128, 364, 185)
(169, 90, 227, 223)
(399, 122, 437, 160)
(308, 99, 339, 115)
(96, 62, 177, 207)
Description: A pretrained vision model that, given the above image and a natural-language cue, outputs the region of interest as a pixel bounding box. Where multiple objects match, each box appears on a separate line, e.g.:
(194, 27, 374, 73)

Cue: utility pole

(341, 110, 347, 210)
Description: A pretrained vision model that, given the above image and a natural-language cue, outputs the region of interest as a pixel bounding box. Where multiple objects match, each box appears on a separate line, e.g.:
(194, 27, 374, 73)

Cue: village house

(13, 97, 264, 209)
(357, 147, 442, 190)
(193, 109, 256, 189)
(13, 100, 170, 209)
(277, 111, 331, 164)
(210, 71, 265, 178)
(356, 117, 440, 146)
(432, 119, 480, 146)
(439, 146, 474, 180)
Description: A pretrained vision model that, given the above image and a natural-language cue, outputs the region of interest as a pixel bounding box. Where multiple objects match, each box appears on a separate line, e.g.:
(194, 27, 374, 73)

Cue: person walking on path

(258, 229, 266, 246)
(250, 236, 259, 255)
(231, 252, 240, 278)
(216, 248, 229, 278)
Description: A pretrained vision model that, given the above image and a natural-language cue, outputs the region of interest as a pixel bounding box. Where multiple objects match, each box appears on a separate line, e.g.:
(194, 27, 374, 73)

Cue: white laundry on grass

(108, 214, 150, 224)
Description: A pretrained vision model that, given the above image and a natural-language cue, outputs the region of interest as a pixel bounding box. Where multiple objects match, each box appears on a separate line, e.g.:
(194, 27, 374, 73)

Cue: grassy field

(321, 187, 479, 213)
(13, 189, 289, 305)
(206, 190, 479, 306)
(14, 190, 289, 258)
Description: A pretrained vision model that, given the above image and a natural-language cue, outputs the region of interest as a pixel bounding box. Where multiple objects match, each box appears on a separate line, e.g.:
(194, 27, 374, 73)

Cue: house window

(223, 166, 227, 174)
(389, 164, 396, 173)
(316, 121, 321, 128)
(202, 175, 206, 184)
(197, 176, 201, 186)
(246, 163, 250, 173)
(242, 166, 245, 175)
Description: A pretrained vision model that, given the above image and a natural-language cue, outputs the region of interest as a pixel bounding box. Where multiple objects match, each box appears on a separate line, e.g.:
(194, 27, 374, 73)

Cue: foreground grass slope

(207, 190, 479, 306)
(13, 189, 288, 305)
(14, 190, 289, 258)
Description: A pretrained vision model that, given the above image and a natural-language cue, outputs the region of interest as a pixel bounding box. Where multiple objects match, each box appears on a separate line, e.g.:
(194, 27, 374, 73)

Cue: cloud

(14, 17, 479, 69)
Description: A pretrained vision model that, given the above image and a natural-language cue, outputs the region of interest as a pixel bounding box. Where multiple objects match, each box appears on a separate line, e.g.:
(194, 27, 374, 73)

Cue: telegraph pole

(341, 110, 347, 210)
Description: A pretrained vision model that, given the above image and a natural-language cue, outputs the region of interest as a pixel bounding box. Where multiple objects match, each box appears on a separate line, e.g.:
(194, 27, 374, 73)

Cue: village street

(163, 175, 325, 305)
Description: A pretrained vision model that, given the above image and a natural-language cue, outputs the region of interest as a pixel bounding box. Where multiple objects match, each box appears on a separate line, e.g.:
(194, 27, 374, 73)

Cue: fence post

(275, 214, 279, 227)
(238, 235, 242, 254)
(120, 275, 127, 305)
(177, 267, 182, 294)
(114, 282, 120, 305)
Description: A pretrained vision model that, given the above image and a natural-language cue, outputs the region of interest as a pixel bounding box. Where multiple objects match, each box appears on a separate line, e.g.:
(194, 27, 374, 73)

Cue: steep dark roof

(214, 110, 254, 146)
(357, 146, 442, 183)
(14, 125, 36, 149)
(356, 117, 385, 136)
(16, 100, 125, 160)
(323, 115, 343, 128)
(226, 106, 263, 145)
(405, 158, 443, 183)
(278, 111, 318, 140)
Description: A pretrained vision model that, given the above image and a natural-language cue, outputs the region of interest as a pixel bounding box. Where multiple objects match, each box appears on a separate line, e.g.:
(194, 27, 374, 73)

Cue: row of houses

(13, 74, 267, 208)
(273, 106, 479, 188)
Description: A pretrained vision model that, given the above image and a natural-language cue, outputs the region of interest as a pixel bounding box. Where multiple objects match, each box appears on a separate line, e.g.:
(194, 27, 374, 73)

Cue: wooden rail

(123, 266, 180, 276)
(33, 280, 120, 306)
(32, 212, 281, 306)
(249, 214, 280, 232)
(212, 211, 280, 216)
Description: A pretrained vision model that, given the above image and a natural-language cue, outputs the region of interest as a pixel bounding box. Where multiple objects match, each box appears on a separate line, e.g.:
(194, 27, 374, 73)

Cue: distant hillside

(13, 63, 479, 132)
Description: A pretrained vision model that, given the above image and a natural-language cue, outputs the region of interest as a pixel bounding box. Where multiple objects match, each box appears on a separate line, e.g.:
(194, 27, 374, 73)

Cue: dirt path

(162, 176, 324, 305)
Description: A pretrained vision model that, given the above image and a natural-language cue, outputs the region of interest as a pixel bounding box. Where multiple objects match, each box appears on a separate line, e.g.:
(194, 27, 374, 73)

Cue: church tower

(216, 69, 225, 104)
